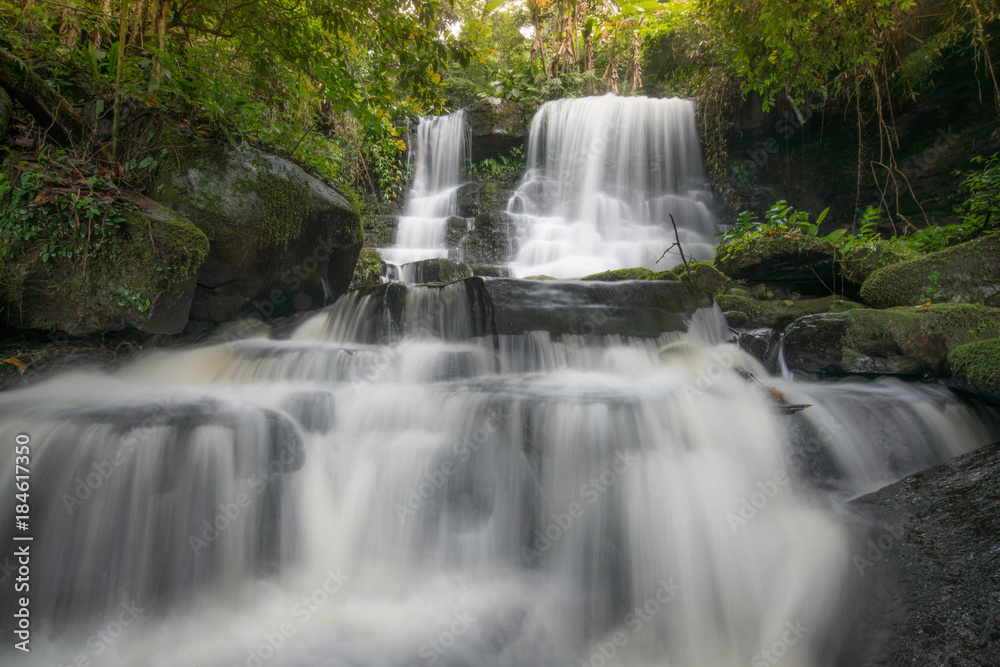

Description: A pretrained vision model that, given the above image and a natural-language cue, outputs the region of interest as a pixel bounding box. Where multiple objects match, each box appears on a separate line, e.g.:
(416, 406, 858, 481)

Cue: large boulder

(0, 196, 208, 335)
(715, 231, 838, 290)
(782, 304, 1000, 375)
(844, 441, 1000, 666)
(157, 135, 362, 325)
(946, 337, 1000, 402)
(860, 235, 1000, 308)
(462, 212, 512, 264)
(399, 258, 472, 284)
(464, 97, 533, 162)
(715, 294, 863, 330)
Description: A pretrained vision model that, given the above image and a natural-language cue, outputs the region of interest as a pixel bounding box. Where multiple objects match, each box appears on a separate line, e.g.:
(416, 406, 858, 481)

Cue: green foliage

(0, 147, 130, 265)
(955, 153, 1000, 232)
(468, 146, 524, 183)
(715, 200, 831, 246)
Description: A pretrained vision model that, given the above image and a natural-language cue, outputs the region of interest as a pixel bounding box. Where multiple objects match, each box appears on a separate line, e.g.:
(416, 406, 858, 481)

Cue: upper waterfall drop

(507, 94, 718, 279)
(382, 110, 469, 279)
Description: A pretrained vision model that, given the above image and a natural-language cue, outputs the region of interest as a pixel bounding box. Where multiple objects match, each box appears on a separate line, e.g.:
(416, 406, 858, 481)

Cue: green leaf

(815, 207, 830, 226)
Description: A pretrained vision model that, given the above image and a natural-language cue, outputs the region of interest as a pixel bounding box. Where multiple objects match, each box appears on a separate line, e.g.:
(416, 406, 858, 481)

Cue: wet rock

(736, 327, 780, 366)
(401, 258, 473, 284)
(455, 181, 515, 219)
(946, 337, 1000, 403)
(782, 303, 1000, 375)
(844, 441, 1000, 666)
(465, 96, 533, 162)
(362, 214, 398, 247)
(471, 264, 511, 278)
(860, 236, 1000, 308)
(156, 134, 362, 324)
(723, 310, 750, 329)
(463, 212, 512, 263)
(716, 294, 863, 330)
(483, 278, 713, 337)
(715, 231, 838, 293)
(580, 267, 679, 281)
(672, 260, 735, 294)
(445, 215, 470, 248)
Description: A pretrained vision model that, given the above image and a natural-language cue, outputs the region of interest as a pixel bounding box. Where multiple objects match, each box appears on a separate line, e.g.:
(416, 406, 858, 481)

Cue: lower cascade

(1, 279, 997, 666)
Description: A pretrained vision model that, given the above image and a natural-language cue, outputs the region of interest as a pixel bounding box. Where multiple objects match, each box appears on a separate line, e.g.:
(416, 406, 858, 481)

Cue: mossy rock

(465, 96, 533, 163)
(351, 248, 385, 288)
(783, 303, 1000, 375)
(455, 181, 515, 219)
(839, 240, 920, 286)
(463, 212, 511, 263)
(859, 236, 1000, 308)
(156, 132, 361, 322)
(0, 196, 208, 335)
(946, 337, 1000, 401)
(522, 275, 558, 280)
(580, 267, 679, 281)
(362, 214, 397, 248)
(400, 258, 472, 284)
(715, 294, 864, 330)
(715, 231, 837, 289)
(672, 260, 734, 295)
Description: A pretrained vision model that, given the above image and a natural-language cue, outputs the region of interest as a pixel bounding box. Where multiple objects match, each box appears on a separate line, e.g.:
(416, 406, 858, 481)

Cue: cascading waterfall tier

(2, 278, 998, 667)
(382, 110, 469, 280)
(507, 94, 718, 278)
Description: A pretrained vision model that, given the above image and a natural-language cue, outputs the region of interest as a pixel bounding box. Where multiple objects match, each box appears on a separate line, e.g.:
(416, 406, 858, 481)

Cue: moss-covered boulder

(715, 294, 864, 330)
(0, 197, 208, 335)
(672, 260, 734, 294)
(946, 337, 1000, 401)
(456, 180, 515, 219)
(465, 97, 533, 162)
(859, 236, 1000, 308)
(715, 231, 838, 290)
(362, 214, 397, 248)
(462, 212, 512, 264)
(400, 258, 472, 284)
(157, 134, 362, 324)
(580, 267, 679, 281)
(782, 304, 1000, 375)
(838, 240, 919, 286)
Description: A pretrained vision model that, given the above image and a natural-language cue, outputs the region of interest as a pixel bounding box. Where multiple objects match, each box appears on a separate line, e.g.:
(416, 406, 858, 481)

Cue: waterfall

(2, 279, 996, 666)
(507, 94, 718, 279)
(382, 110, 469, 280)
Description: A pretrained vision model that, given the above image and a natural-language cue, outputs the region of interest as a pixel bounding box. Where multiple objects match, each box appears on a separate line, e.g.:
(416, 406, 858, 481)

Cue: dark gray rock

(483, 278, 713, 337)
(465, 96, 533, 162)
(463, 212, 513, 264)
(157, 137, 362, 324)
(842, 441, 1000, 666)
(401, 258, 473, 284)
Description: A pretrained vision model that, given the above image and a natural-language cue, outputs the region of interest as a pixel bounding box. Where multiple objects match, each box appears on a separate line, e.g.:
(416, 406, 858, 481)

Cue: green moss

(715, 294, 866, 329)
(580, 267, 679, 281)
(672, 260, 734, 295)
(948, 338, 1000, 390)
(523, 275, 558, 280)
(860, 236, 1000, 308)
(840, 304, 1000, 361)
(236, 172, 312, 248)
(839, 240, 919, 285)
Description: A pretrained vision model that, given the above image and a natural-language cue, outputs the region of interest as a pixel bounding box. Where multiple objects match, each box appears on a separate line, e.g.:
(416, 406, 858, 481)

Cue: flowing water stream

(1, 280, 996, 667)
(2, 95, 998, 667)
(507, 95, 718, 279)
(382, 110, 469, 280)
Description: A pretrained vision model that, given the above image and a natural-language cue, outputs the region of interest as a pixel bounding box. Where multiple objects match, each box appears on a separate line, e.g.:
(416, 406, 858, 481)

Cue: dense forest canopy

(0, 0, 998, 215)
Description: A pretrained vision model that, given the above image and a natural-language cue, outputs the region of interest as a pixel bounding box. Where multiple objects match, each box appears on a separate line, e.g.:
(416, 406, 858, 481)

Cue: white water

(507, 94, 718, 279)
(2, 282, 996, 667)
(382, 111, 469, 280)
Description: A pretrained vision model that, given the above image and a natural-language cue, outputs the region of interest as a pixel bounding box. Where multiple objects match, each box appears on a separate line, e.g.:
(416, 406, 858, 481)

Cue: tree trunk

(0, 86, 13, 141)
(0, 47, 88, 146)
